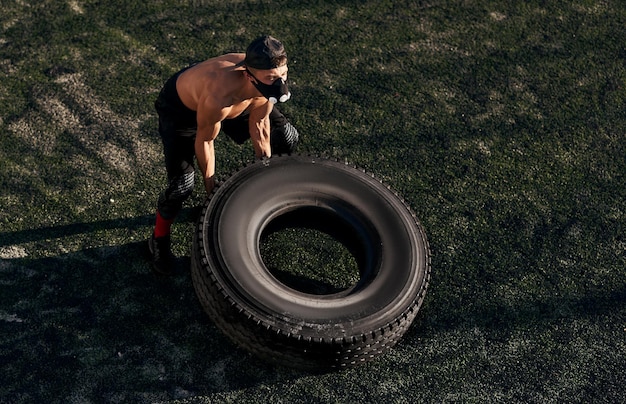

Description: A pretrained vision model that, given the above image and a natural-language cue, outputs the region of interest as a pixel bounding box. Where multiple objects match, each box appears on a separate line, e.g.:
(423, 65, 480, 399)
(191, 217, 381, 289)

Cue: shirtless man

(148, 35, 299, 275)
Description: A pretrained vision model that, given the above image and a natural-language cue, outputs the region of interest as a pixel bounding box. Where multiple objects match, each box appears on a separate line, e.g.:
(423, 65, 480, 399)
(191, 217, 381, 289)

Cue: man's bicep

(196, 97, 224, 141)
(197, 120, 221, 142)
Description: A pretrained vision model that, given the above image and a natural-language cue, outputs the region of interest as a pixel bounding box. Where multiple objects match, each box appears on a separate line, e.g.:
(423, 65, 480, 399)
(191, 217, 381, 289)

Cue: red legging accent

(154, 210, 174, 238)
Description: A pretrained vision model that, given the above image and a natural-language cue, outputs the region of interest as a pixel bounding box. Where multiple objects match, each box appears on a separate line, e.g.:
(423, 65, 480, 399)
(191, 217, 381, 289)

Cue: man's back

(175, 53, 255, 119)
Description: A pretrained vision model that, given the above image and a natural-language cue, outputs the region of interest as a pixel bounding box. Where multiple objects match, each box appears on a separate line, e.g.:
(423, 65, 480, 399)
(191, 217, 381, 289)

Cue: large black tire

(191, 155, 431, 370)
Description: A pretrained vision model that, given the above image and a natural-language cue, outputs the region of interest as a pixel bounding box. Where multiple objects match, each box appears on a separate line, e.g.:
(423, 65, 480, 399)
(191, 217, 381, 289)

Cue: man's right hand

(204, 176, 216, 195)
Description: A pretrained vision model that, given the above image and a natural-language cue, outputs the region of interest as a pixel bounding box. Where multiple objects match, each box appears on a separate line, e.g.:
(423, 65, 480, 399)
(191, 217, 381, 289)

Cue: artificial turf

(1, 0, 625, 402)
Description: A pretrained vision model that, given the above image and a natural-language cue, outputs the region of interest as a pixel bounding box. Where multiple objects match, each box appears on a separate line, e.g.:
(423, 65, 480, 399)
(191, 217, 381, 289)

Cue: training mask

(247, 69, 291, 104)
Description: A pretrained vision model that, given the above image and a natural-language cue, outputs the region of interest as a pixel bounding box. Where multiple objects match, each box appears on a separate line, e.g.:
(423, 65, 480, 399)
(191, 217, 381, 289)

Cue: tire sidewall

(196, 155, 430, 339)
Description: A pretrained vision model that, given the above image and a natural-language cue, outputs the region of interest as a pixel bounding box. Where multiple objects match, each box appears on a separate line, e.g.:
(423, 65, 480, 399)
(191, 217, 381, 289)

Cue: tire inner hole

(260, 207, 367, 296)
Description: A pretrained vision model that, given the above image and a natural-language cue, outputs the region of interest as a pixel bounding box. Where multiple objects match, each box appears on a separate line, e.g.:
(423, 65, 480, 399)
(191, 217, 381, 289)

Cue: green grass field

(1, 0, 625, 402)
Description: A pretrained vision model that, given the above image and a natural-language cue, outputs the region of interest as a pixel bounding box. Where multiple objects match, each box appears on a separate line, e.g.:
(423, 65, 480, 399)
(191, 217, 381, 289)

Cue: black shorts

(154, 65, 197, 135)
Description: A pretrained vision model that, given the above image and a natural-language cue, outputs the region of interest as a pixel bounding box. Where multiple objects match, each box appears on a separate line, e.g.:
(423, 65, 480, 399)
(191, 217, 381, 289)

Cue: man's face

(249, 64, 288, 85)
(246, 64, 291, 104)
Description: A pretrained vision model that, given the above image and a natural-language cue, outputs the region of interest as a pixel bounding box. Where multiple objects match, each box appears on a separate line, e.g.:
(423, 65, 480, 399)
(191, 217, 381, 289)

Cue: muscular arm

(195, 97, 223, 195)
(248, 101, 273, 158)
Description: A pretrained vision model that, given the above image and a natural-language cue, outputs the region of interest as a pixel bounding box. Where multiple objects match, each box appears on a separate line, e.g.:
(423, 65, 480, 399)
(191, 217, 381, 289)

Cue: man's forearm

(195, 137, 215, 194)
(251, 122, 272, 158)
(249, 106, 273, 158)
(253, 135, 272, 158)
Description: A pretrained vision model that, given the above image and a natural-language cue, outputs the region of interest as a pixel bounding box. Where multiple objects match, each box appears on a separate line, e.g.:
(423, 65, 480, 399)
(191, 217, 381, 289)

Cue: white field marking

(68, 0, 84, 14)
(408, 18, 472, 57)
(6, 97, 133, 215)
(8, 118, 39, 148)
(428, 83, 462, 115)
(1, 57, 18, 75)
(36, 91, 133, 173)
(489, 11, 507, 21)
(188, 0, 249, 6)
(2, 0, 34, 31)
(8, 71, 160, 195)
(7, 113, 58, 155)
(51, 73, 161, 172)
(0, 245, 28, 259)
(572, 2, 608, 15)
(0, 311, 25, 323)
(55, 73, 140, 131)
(40, 95, 83, 128)
(105, 27, 171, 67)
(2, 18, 18, 31)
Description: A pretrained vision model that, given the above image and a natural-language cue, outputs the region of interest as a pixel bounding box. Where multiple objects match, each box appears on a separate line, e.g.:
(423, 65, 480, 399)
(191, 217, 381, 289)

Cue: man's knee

(168, 170, 195, 200)
(158, 171, 195, 219)
(271, 122, 299, 154)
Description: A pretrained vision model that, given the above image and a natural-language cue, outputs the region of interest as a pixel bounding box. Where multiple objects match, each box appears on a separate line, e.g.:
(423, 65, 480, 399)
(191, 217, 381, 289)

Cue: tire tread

(191, 155, 431, 370)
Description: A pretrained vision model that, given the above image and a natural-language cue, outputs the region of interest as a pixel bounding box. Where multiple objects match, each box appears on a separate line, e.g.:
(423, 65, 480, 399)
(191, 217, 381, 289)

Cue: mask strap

(245, 68, 262, 84)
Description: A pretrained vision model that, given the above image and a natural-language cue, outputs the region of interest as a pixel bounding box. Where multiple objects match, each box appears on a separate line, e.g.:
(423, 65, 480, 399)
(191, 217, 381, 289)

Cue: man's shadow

(0, 209, 305, 402)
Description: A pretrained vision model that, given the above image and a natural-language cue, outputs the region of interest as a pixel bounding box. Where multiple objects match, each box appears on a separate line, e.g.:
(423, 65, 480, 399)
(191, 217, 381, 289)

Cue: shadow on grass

(0, 214, 307, 403)
(2, 210, 624, 402)
(411, 282, 626, 339)
(0, 207, 202, 248)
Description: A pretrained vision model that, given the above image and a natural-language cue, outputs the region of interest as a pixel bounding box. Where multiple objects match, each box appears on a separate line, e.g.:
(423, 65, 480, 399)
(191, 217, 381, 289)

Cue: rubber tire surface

(191, 155, 430, 370)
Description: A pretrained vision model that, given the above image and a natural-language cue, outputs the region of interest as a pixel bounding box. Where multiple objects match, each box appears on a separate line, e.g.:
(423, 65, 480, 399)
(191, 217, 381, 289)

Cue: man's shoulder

(206, 53, 245, 66)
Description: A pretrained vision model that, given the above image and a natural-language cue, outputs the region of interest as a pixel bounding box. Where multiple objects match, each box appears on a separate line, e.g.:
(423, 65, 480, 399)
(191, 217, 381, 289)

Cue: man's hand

(204, 176, 216, 195)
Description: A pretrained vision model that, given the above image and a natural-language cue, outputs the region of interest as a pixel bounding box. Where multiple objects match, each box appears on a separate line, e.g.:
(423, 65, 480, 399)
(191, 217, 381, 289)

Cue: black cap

(244, 35, 287, 70)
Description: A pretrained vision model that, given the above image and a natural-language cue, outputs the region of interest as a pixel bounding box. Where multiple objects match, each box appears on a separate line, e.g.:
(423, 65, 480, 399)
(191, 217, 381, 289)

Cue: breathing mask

(247, 69, 291, 104)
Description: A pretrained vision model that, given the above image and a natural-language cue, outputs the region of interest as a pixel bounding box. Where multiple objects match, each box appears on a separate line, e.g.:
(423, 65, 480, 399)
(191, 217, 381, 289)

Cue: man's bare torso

(176, 53, 263, 120)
